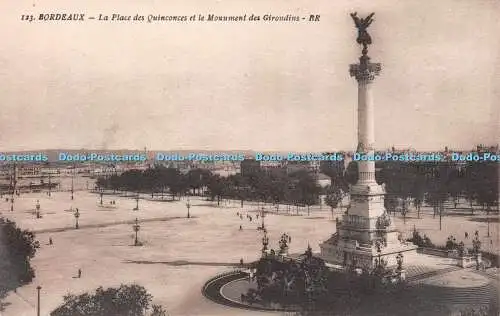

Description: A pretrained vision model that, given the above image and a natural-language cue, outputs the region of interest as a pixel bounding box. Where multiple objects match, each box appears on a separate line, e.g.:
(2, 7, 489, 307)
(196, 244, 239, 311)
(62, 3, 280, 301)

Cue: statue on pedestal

(350, 12, 375, 52)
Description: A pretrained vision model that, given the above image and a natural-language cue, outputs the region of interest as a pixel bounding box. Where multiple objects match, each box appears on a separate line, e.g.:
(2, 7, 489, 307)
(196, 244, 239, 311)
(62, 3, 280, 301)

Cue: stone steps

(406, 266, 461, 283)
(412, 283, 498, 305)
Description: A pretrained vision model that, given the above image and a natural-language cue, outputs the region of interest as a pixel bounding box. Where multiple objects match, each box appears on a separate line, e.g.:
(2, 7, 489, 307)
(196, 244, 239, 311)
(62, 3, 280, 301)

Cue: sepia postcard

(0, 1, 498, 316)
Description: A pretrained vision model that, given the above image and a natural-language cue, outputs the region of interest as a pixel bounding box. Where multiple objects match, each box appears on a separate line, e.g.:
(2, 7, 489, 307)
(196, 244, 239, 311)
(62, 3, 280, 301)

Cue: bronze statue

(350, 12, 375, 50)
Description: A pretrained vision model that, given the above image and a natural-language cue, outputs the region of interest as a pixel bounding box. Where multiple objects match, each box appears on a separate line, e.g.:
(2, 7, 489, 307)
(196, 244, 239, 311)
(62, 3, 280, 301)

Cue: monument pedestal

(319, 181, 417, 269)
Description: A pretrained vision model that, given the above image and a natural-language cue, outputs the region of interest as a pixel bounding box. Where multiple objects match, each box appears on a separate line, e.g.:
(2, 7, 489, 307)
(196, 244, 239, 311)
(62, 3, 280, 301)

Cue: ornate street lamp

(186, 198, 191, 218)
(132, 218, 141, 246)
(74, 208, 80, 229)
(472, 235, 482, 270)
(260, 207, 266, 230)
(134, 195, 139, 211)
(262, 232, 269, 255)
(36, 200, 41, 219)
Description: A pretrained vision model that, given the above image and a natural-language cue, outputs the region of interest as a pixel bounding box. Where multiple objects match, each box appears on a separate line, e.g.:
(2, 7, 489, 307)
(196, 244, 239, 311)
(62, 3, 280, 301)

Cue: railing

(417, 247, 448, 257)
(201, 269, 247, 293)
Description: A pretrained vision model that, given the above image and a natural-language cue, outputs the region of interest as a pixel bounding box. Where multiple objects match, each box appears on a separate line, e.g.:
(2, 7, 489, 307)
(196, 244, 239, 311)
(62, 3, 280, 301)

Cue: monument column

(319, 12, 417, 269)
(350, 55, 381, 184)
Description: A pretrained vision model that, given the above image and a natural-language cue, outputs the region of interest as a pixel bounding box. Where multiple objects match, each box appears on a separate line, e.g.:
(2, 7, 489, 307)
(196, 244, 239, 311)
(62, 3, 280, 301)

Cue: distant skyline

(0, 0, 498, 151)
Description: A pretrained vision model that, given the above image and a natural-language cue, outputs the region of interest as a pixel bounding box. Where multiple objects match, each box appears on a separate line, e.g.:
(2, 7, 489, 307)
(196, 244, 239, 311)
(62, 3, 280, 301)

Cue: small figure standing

(49, 237, 53, 245)
(239, 225, 242, 230)
(475, 230, 479, 237)
(465, 232, 469, 239)
(78, 268, 82, 278)
(240, 258, 244, 267)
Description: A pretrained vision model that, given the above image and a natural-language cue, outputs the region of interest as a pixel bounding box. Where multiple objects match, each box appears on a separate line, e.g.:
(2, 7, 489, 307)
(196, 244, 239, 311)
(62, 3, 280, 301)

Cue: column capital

(349, 62, 381, 83)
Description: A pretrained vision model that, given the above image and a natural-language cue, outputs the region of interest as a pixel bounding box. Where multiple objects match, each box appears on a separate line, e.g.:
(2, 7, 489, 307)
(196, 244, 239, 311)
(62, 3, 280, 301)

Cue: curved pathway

(202, 265, 499, 313)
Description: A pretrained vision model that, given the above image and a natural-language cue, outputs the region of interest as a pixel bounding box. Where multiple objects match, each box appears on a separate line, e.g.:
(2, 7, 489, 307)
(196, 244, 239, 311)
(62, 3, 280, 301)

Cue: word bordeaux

(38, 13, 85, 21)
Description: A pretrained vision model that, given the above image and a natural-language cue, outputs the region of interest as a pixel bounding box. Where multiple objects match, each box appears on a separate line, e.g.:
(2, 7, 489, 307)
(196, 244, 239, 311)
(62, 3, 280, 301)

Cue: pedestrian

(475, 230, 479, 237)
(78, 268, 82, 278)
(465, 232, 469, 239)
(240, 258, 244, 266)
(49, 237, 53, 245)
(256, 214, 259, 219)
(239, 225, 242, 230)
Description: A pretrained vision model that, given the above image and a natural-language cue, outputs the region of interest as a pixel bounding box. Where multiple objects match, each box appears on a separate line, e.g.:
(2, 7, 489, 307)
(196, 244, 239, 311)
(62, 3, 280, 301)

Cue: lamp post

(10, 197, 14, 212)
(74, 208, 80, 229)
(262, 231, 269, 255)
(134, 195, 139, 211)
(36, 200, 41, 219)
(36, 285, 41, 316)
(48, 172, 52, 197)
(472, 235, 481, 270)
(71, 168, 74, 200)
(260, 207, 266, 231)
(132, 218, 140, 246)
(186, 198, 191, 218)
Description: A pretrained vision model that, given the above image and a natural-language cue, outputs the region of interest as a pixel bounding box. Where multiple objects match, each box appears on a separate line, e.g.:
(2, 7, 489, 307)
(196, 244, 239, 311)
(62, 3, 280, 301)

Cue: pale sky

(0, 0, 498, 152)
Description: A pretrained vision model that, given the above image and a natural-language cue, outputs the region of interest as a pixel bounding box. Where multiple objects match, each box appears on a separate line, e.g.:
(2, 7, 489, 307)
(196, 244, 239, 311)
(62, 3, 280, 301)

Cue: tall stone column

(350, 55, 381, 184)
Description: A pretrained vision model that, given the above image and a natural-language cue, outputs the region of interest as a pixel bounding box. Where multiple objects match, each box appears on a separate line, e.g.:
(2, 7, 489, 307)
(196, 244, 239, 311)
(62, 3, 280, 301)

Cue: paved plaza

(0, 183, 498, 316)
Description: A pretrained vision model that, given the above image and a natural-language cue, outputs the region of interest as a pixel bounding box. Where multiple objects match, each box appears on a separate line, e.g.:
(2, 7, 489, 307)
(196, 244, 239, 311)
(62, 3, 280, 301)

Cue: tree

(0, 218, 40, 284)
(186, 168, 212, 196)
(400, 198, 409, 225)
(50, 284, 168, 316)
(150, 305, 168, 316)
(207, 174, 225, 205)
(411, 171, 426, 219)
(325, 185, 344, 218)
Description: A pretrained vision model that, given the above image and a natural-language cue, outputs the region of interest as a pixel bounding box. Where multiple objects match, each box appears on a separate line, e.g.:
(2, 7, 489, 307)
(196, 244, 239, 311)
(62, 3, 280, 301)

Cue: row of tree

(322, 160, 498, 214)
(96, 166, 323, 209)
(96, 160, 498, 218)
